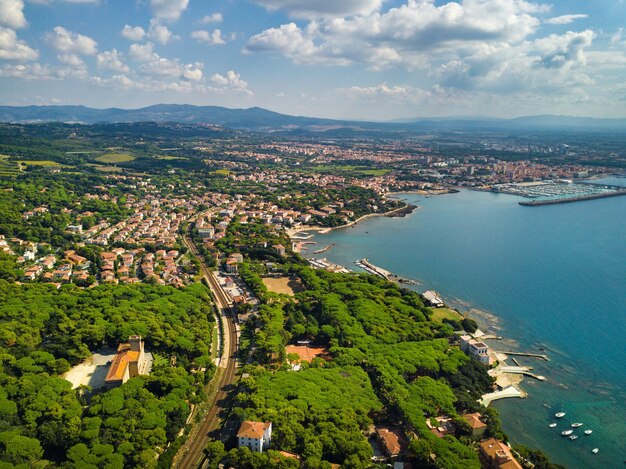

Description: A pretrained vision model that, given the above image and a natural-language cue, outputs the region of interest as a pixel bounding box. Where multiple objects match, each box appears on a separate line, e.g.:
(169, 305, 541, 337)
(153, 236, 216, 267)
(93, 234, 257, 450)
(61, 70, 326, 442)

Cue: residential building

(463, 413, 488, 437)
(479, 438, 522, 469)
(237, 421, 272, 453)
(376, 427, 403, 458)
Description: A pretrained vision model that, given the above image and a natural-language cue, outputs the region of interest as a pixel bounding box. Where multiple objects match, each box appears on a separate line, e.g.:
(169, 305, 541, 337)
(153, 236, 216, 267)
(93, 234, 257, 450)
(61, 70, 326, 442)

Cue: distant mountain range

(1, 104, 625, 132)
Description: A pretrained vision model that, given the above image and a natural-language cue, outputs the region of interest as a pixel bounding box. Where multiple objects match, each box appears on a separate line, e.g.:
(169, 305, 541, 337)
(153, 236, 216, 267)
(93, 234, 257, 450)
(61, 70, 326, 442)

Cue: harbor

(488, 180, 626, 205)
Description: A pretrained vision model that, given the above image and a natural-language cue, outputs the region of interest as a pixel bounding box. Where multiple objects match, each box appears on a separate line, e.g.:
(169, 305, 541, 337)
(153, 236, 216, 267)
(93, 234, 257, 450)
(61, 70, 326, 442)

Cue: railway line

(174, 233, 238, 469)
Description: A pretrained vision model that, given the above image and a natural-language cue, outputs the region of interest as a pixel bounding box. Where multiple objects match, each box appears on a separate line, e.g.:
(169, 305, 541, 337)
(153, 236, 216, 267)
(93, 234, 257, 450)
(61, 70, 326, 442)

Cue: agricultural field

(18, 160, 62, 167)
(0, 155, 20, 176)
(95, 152, 135, 163)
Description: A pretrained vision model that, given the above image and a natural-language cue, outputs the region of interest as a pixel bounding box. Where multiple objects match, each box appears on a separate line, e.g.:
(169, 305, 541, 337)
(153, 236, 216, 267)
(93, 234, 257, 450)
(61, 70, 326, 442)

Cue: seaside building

(237, 421, 272, 453)
(479, 438, 522, 469)
(460, 335, 492, 365)
(423, 290, 444, 307)
(105, 335, 148, 388)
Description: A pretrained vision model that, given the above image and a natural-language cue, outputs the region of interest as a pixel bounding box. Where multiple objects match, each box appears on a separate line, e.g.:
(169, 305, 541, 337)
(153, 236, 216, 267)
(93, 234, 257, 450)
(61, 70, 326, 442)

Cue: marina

(488, 180, 626, 205)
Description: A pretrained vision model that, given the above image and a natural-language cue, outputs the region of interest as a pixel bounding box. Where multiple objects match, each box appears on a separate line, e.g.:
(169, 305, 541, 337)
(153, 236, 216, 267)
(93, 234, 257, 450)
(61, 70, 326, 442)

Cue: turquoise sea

(306, 177, 626, 468)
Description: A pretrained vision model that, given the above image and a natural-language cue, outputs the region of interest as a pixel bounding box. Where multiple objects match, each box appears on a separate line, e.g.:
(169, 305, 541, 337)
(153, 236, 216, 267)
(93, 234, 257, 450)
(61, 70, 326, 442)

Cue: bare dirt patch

(262, 276, 304, 296)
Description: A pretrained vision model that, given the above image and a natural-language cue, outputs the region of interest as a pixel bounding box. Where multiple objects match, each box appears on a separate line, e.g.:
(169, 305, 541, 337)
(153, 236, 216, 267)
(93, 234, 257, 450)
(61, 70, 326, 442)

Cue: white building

(237, 421, 272, 453)
(460, 335, 490, 365)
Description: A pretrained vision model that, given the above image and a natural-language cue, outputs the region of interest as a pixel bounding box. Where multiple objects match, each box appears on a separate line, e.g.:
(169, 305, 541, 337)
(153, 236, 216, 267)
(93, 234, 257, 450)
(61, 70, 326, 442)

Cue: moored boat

(561, 429, 573, 436)
(571, 422, 584, 428)
(555, 412, 566, 418)
(584, 430, 593, 435)
(592, 448, 599, 454)
(549, 423, 557, 428)
(569, 435, 578, 440)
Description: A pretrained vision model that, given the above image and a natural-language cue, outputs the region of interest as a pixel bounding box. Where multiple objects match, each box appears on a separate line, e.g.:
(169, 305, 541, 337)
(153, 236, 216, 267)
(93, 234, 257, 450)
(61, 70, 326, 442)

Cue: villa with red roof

(237, 421, 272, 453)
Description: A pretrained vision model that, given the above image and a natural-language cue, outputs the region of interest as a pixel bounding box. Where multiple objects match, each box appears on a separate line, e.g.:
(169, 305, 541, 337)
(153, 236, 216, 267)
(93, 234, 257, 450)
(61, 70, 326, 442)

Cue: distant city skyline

(1, 0, 625, 120)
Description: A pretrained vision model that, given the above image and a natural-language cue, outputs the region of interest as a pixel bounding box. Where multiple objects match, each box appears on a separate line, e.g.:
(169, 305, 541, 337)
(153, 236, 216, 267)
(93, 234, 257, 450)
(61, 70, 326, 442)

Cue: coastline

(292, 187, 624, 467)
(286, 203, 419, 238)
(295, 194, 538, 407)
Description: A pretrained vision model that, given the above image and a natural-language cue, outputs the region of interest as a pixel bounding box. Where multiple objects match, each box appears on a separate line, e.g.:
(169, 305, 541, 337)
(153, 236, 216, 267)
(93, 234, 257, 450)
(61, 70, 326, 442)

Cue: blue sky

(1, 0, 625, 120)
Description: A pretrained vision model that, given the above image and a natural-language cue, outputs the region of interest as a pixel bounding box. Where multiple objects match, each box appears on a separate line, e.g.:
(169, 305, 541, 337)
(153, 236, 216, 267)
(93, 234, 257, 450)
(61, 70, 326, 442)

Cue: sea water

(308, 178, 626, 468)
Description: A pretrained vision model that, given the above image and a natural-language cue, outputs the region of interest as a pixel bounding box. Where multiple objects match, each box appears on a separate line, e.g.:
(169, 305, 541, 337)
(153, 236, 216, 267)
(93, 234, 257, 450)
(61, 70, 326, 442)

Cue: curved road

(175, 233, 238, 469)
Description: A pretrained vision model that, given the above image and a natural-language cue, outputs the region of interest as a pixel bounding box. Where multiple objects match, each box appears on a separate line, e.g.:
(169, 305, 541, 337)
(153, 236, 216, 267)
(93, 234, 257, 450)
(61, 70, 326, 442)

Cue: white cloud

(150, 0, 189, 22)
(253, 0, 383, 19)
(338, 82, 431, 101)
(128, 42, 154, 61)
(46, 26, 97, 55)
(97, 48, 129, 72)
(191, 29, 225, 45)
(0, 26, 37, 60)
(246, 22, 350, 65)
(246, 0, 551, 68)
(200, 13, 222, 24)
(57, 52, 84, 67)
(545, 14, 588, 25)
(0, 0, 27, 29)
(128, 41, 203, 81)
(149, 22, 174, 44)
(121, 25, 146, 41)
(210, 70, 252, 94)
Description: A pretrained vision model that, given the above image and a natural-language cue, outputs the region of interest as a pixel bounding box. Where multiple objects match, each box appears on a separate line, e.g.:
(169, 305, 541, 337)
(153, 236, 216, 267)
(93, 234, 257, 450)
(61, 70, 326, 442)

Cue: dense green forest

(0, 282, 215, 468)
(228, 265, 504, 468)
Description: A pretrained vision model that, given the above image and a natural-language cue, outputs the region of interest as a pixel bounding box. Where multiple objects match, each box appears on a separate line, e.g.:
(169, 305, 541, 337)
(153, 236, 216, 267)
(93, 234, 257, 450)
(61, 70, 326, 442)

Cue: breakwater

(519, 189, 626, 206)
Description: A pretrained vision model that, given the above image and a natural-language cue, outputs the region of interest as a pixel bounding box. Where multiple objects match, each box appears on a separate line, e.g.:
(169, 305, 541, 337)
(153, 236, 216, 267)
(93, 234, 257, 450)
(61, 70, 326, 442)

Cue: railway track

(174, 234, 238, 469)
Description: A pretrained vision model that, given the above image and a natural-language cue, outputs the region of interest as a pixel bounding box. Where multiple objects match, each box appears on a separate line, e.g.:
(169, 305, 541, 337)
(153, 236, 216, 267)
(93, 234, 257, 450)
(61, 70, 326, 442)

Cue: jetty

(312, 244, 333, 254)
(498, 351, 549, 361)
(355, 258, 392, 280)
(498, 365, 546, 381)
(480, 385, 527, 407)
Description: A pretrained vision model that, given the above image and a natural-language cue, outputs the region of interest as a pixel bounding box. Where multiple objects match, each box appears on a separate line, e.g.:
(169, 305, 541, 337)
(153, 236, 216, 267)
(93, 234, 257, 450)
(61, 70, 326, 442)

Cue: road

(174, 233, 238, 469)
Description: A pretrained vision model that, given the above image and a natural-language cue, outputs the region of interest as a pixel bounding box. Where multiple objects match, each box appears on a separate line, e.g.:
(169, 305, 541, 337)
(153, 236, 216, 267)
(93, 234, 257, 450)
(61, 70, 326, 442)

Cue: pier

(355, 258, 392, 280)
(498, 365, 546, 381)
(312, 244, 333, 254)
(480, 385, 528, 407)
(498, 351, 550, 361)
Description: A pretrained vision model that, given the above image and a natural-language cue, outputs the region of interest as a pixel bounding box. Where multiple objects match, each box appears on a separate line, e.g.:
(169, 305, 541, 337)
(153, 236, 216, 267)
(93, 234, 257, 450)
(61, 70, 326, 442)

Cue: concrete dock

(480, 385, 528, 407)
(497, 351, 549, 361)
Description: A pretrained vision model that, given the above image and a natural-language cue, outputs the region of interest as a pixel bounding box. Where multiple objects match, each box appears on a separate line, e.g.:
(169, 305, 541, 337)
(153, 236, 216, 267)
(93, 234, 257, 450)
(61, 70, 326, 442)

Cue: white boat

(571, 422, 584, 428)
(561, 429, 573, 436)
(549, 423, 557, 428)
(584, 430, 593, 435)
(555, 412, 566, 418)
(569, 435, 578, 440)
(592, 448, 599, 454)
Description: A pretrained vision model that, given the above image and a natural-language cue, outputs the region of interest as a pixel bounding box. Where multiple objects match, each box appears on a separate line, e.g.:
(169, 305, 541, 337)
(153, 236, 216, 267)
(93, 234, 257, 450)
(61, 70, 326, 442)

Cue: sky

(0, 0, 625, 120)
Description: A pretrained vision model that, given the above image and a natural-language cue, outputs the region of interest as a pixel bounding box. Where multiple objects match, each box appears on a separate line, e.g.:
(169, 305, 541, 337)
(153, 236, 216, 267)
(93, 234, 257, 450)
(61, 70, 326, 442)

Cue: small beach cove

(300, 182, 626, 468)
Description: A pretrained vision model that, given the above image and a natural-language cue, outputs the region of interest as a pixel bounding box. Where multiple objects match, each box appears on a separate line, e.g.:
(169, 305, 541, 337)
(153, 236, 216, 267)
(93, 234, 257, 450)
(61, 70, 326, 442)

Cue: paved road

(174, 233, 238, 469)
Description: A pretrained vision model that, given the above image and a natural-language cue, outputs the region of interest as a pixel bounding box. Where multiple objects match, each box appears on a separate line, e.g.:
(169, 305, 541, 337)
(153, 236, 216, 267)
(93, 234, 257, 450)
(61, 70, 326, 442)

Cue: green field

(95, 152, 135, 163)
(0, 155, 21, 176)
(18, 160, 61, 167)
(430, 307, 463, 324)
(157, 155, 187, 160)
